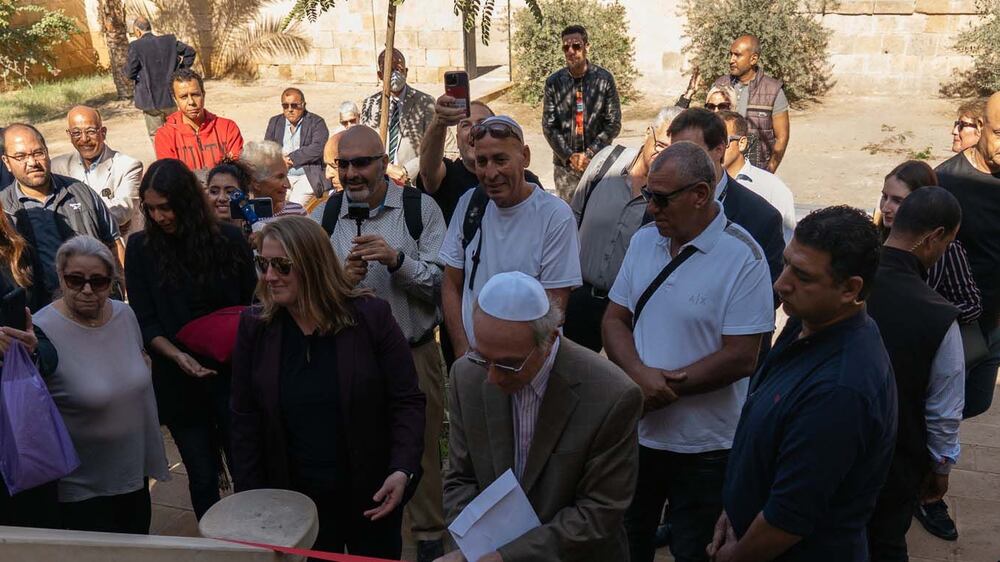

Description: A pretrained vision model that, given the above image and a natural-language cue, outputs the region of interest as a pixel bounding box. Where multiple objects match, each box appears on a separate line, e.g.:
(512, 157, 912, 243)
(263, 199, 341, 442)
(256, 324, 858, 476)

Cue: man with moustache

(154, 69, 243, 170)
(125, 15, 196, 140)
(310, 125, 449, 562)
(51, 105, 142, 233)
(1, 124, 123, 301)
(264, 87, 331, 205)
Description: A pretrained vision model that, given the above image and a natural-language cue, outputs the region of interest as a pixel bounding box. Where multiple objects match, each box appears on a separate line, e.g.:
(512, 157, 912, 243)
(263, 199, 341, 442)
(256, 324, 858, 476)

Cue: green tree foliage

(0, 0, 79, 88)
(941, 0, 1000, 97)
(510, 0, 638, 106)
(682, 0, 833, 104)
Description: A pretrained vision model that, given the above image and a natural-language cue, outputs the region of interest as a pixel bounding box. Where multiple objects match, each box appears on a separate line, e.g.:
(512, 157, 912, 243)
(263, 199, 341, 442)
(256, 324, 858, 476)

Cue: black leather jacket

(542, 63, 622, 166)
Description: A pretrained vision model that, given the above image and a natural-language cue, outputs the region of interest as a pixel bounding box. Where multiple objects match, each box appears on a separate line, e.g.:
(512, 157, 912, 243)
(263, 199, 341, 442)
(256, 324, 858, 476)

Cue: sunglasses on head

(470, 122, 523, 143)
(562, 42, 585, 52)
(333, 154, 384, 169)
(255, 255, 294, 276)
(282, 103, 303, 110)
(63, 274, 113, 292)
(705, 102, 731, 111)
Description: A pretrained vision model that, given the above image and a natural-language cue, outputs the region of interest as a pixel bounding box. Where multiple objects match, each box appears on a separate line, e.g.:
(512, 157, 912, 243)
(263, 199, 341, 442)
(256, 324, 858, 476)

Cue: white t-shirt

(609, 204, 774, 453)
(734, 162, 797, 245)
(440, 185, 582, 346)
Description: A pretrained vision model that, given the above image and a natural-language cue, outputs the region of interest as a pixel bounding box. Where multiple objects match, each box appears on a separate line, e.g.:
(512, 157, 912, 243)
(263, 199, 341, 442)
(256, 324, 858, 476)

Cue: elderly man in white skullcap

(436, 271, 642, 562)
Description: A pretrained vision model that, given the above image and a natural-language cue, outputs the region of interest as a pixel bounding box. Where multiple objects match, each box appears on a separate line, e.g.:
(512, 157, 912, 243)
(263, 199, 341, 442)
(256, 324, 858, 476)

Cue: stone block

(873, 0, 915, 13)
(293, 65, 318, 82)
(319, 47, 342, 66)
(394, 30, 421, 49)
(415, 66, 446, 84)
(833, 0, 874, 14)
(341, 47, 375, 66)
(852, 35, 884, 55)
(923, 14, 960, 32)
(335, 65, 377, 84)
(257, 64, 280, 80)
(315, 65, 335, 82)
(419, 30, 463, 49)
(906, 34, 938, 55)
(402, 47, 427, 67)
(333, 31, 373, 50)
(426, 48, 453, 67)
(949, 467, 1000, 501)
(915, 0, 978, 13)
(278, 64, 293, 80)
(976, 445, 1000, 474)
(880, 34, 907, 53)
(829, 54, 867, 74)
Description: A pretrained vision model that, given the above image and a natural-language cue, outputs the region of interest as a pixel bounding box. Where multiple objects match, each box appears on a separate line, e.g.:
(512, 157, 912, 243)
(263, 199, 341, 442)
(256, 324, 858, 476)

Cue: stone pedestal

(199, 489, 319, 561)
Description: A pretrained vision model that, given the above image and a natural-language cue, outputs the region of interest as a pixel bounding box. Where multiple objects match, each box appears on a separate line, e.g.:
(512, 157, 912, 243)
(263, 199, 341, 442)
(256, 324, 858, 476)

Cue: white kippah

(477, 271, 549, 322)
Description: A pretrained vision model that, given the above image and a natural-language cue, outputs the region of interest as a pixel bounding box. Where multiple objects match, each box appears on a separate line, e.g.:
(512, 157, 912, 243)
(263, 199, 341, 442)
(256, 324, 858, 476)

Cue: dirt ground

(31, 78, 961, 215)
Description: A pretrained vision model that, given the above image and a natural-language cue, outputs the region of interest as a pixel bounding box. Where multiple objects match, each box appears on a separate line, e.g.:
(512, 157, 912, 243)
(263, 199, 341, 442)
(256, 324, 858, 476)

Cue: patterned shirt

(927, 240, 983, 324)
(512, 337, 560, 480)
(310, 181, 447, 343)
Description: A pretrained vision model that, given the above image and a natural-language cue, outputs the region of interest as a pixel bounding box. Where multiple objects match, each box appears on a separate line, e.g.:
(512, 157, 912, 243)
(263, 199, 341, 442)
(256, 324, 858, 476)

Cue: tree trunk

(97, 0, 134, 99)
(378, 2, 398, 145)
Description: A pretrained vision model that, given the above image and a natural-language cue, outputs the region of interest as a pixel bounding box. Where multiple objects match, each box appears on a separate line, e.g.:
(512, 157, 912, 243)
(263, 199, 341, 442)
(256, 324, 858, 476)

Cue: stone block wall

(14, 0, 109, 84)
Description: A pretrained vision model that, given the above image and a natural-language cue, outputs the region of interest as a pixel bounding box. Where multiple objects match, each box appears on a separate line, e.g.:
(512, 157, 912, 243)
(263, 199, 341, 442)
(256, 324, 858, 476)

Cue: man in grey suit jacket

(50, 106, 143, 232)
(264, 87, 331, 204)
(437, 272, 642, 562)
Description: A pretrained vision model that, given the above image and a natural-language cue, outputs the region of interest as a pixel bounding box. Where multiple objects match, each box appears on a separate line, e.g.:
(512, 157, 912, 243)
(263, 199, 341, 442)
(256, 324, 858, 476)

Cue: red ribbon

(215, 537, 400, 561)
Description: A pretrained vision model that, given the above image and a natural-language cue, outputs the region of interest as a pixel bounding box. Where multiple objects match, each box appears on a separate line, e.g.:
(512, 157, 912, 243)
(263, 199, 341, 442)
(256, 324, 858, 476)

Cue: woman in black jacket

(125, 159, 256, 519)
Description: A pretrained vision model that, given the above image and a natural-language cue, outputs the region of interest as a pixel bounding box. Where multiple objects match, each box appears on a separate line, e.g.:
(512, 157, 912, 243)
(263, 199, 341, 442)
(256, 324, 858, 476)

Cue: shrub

(0, 0, 79, 88)
(510, 0, 638, 106)
(681, 0, 833, 104)
(940, 0, 999, 97)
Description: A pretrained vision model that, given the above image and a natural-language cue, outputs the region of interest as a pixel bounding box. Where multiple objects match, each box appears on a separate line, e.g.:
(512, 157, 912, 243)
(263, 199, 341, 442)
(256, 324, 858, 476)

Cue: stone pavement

(148, 385, 1000, 561)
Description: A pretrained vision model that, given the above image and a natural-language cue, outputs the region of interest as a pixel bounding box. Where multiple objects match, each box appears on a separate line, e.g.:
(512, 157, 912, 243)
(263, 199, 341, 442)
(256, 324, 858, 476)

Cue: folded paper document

(448, 469, 542, 561)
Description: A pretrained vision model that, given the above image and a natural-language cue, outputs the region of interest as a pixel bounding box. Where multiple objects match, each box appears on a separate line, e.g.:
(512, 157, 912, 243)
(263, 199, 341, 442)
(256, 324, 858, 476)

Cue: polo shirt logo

(68, 202, 82, 210)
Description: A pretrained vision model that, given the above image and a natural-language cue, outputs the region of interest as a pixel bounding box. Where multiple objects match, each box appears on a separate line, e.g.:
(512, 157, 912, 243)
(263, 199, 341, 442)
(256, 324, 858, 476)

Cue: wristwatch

(388, 251, 405, 273)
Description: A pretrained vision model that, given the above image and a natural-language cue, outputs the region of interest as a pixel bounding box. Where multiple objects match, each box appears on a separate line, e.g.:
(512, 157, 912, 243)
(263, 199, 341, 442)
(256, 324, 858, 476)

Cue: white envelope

(448, 469, 542, 562)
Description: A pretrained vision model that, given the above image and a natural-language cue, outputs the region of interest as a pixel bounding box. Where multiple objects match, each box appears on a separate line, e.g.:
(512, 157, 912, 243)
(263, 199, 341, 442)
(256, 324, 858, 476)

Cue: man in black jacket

(125, 16, 196, 140)
(264, 87, 331, 205)
(866, 187, 965, 561)
(542, 24, 622, 200)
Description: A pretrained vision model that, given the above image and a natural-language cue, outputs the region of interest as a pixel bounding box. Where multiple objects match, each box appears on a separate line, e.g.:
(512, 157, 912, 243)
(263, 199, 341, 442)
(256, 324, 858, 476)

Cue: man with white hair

(565, 106, 682, 352)
(436, 271, 642, 562)
(240, 140, 307, 233)
(335, 101, 361, 133)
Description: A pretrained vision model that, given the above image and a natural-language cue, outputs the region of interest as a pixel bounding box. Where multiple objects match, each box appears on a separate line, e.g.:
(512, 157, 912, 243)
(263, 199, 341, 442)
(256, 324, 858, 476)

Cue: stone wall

(15, 0, 109, 84)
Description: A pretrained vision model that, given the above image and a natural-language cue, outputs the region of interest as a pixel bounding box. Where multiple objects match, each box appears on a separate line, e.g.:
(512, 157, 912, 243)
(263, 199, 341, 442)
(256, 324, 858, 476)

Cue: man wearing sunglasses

(264, 87, 332, 206)
(50, 105, 143, 234)
(543, 24, 622, 200)
(602, 142, 774, 562)
(437, 271, 642, 562)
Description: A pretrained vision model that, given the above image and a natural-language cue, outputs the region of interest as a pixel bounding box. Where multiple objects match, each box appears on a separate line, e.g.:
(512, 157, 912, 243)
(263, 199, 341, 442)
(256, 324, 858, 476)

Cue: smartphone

(1, 287, 27, 332)
(247, 198, 274, 219)
(444, 71, 471, 118)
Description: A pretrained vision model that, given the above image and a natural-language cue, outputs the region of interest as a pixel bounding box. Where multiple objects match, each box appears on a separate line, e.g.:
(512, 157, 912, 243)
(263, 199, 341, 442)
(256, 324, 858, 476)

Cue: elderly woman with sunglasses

(125, 159, 257, 520)
(231, 216, 425, 559)
(33, 236, 169, 534)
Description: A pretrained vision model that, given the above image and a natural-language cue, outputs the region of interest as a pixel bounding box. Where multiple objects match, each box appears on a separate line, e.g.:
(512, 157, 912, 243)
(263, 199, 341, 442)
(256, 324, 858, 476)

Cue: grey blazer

(360, 86, 457, 179)
(444, 338, 642, 561)
(264, 111, 331, 197)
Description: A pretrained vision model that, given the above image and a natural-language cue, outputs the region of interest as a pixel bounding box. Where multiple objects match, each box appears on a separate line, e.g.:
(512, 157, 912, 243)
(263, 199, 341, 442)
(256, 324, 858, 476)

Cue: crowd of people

(0, 15, 998, 562)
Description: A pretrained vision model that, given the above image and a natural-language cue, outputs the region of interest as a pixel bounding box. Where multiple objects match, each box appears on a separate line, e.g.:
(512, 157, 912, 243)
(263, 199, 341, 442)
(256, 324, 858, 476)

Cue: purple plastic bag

(0, 341, 80, 495)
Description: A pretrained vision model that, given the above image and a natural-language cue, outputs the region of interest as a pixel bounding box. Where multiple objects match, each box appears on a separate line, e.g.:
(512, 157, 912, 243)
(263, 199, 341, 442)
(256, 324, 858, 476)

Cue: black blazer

(721, 174, 785, 285)
(125, 33, 196, 111)
(264, 111, 331, 197)
(124, 223, 256, 424)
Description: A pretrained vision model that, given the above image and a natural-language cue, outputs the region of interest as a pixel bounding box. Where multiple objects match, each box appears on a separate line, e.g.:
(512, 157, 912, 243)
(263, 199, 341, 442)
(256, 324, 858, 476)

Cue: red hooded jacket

(154, 110, 244, 170)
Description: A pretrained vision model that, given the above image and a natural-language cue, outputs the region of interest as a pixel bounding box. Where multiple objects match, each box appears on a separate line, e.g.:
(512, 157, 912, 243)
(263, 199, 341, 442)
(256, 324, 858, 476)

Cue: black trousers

(0, 479, 59, 529)
(563, 285, 610, 353)
(867, 497, 916, 562)
(625, 446, 729, 562)
(306, 489, 404, 561)
(60, 482, 152, 535)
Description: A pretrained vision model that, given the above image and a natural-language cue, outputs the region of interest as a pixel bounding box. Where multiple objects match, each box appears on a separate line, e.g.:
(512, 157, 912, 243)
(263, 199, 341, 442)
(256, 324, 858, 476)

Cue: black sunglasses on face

(562, 42, 585, 52)
(333, 154, 385, 169)
(255, 256, 294, 276)
(953, 120, 977, 130)
(282, 103, 303, 110)
(642, 181, 704, 208)
(470, 122, 523, 143)
(706, 102, 731, 111)
(63, 274, 113, 292)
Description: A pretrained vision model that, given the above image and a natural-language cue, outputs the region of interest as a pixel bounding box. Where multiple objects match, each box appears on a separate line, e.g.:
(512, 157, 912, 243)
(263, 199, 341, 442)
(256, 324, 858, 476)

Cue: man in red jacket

(154, 69, 243, 170)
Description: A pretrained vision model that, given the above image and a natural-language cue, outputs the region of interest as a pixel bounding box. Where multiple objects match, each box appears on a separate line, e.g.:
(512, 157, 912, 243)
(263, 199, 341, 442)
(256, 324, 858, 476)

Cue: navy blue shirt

(723, 311, 897, 561)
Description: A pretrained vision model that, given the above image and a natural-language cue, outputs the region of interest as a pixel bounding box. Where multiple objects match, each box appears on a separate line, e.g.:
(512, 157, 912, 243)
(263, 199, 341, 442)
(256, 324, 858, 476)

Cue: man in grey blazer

(437, 272, 642, 562)
(50, 106, 143, 232)
(264, 87, 331, 205)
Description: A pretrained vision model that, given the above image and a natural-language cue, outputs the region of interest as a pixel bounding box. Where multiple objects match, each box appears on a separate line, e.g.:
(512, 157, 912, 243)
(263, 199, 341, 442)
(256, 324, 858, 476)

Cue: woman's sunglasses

(705, 102, 732, 111)
(255, 256, 294, 276)
(63, 274, 113, 292)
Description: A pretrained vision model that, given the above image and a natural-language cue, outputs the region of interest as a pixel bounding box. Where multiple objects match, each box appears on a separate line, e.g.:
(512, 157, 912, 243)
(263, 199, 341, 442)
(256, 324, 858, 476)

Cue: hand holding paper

(448, 469, 541, 562)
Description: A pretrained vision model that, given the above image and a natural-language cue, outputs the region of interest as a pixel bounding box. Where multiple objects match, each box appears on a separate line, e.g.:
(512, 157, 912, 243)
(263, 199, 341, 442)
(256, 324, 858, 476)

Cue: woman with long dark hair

(125, 158, 256, 519)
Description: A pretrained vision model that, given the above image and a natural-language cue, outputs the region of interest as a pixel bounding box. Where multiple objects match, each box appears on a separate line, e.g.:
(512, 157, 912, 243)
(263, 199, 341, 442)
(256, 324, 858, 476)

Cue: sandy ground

(31, 78, 960, 214)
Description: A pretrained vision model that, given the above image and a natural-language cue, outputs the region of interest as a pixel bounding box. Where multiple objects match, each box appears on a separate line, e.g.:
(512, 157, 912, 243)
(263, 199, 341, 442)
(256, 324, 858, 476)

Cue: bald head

(339, 125, 384, 157)
(734, 35, 761, 55)
(650, 141, 717, 186)
(67, 105, 102, 128)
(324, 130, 346, 191)
(729, 35, 761, 79)
(977, 92, 1000, 171)
(2, 123, 46, 149)
(65, 105, 107, 162)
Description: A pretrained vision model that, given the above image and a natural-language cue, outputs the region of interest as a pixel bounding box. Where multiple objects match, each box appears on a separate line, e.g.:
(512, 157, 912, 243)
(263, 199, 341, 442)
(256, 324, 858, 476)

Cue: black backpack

(321, 186, 424, 241)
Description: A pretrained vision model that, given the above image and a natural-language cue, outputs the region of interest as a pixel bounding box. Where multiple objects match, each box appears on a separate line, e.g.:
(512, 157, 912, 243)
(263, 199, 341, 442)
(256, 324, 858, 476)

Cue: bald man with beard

(51, 106, 143, 232)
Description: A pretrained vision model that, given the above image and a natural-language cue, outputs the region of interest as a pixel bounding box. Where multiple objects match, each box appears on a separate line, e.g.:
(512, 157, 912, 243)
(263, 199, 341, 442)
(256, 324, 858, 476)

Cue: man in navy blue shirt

(711, 206, 898, 562)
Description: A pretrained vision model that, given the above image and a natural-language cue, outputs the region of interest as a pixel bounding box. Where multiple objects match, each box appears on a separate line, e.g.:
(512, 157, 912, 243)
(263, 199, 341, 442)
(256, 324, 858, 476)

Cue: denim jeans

(625, 446, 729, 562)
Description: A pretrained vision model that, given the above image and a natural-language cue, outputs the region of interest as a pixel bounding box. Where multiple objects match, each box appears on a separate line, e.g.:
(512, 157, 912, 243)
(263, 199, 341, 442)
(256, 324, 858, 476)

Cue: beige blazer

(444, 338, 642, 561)
(50, 144, 142, 227)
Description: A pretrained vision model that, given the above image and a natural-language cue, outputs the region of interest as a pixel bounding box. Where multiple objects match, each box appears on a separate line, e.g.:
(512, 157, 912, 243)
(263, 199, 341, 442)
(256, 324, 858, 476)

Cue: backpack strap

(401, 186, 424, 242)
(578, 144, 626, 227)
(633, 245, 697, 328)
(321, 192, 345, 235)
(461, 186, 490, 250)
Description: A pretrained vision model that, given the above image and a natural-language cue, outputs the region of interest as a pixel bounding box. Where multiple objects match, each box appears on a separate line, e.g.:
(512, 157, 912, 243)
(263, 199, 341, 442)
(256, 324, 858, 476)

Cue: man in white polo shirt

(440, 115, 582, 357)
(603, 141, 774, 562)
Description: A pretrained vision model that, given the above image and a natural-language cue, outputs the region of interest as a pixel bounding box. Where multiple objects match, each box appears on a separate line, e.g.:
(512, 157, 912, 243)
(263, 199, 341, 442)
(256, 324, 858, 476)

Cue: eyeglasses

(333, 154, 385, 169)
(642, 181, 704, 208)
(705, 102, 731, 111)
(648, 127, 669, 151)
(63, 274, 113, 292)
(282, 103, 303, 110)
(67, 127, 102, 140)
(953, 120, 977, 131)
(470, 122, 523, 143)
(465, 348, 537, 374)
(727, 135, 743, 144)
(562, 42, 585, 52)
(255, 255, 294, 276)
(3, 148, 48, 163)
